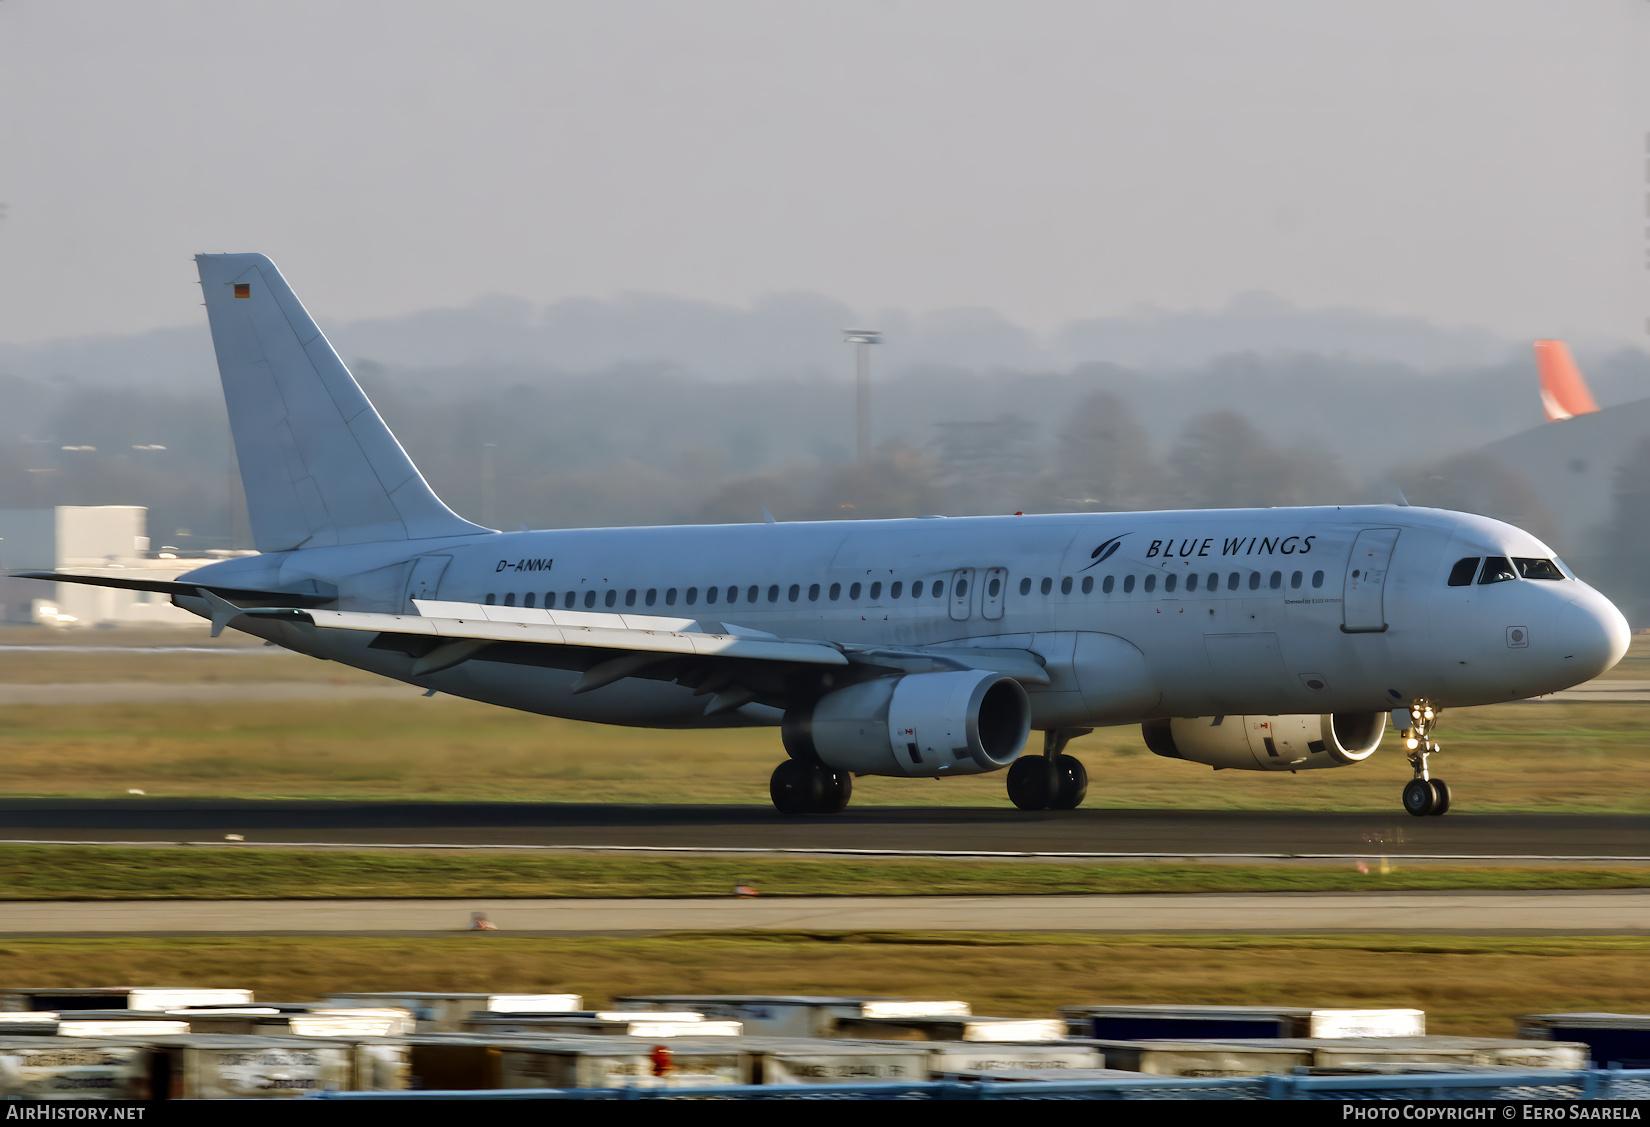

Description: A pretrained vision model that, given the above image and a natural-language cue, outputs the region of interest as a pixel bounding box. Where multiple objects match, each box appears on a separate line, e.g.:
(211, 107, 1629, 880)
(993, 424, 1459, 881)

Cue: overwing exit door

(1342, 529, 1399, 633)
(949, 568, 975, 621)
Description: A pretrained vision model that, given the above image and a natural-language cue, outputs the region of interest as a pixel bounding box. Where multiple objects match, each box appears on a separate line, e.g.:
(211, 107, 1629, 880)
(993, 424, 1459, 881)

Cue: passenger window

(1165, 574, 1176, 593)
(523, 592, 535, 608)
(1040, 577, 1053, 595)
(768, 585, 780, 603)
(1102, 575, 1114, 593)
(1290, 571, 1302, 589)
(890, 581, 903, 598)
(504, 593, 516, 607)
(850, 582, 862, 599)
(544, 592, 556, 608)
(747, 585, 759, 602)
(1269, 571, 1282, 590)
(1060, 576, 1073, 595)
(666, 588, 678, 606)
(912, 581, 924, 598)
(646, 589, 658, 606)
(788, 584, 800, 602)
(932, 581, 945, 598)
(1123, 575, 1135, 593)
(1248, 573, 1261, 591)
(605, 590, 617, 607)
(808, 583, 820, 601)
(956, 579, 967, 597)
(705, 587, 718, 604)
(584, 590, 597, 608)
(1207, 573, 1218, 590)
(987, 577, 999, 597)
(1447, 557, 1481, 586)
(686, 587, 698, 605)
(727, 586, 739, 603)
(870, 582, 882, 599)
(1311, 571, 1323, 588)
(1515, 558, 1565, 581)
(625, 590, 637, 607)
(1186, 573, 1198, 592)
(484, 593, 496, 605)
(829, 582, 841, 600)
(1081, 575, 1093, 594)
(1478, 556, 1518, 585)
(1144, 574, 1156, 592)
(1227, 572, 1240, 591)
(565, 591, 576, 607)
(1019, 577, 1031, 596)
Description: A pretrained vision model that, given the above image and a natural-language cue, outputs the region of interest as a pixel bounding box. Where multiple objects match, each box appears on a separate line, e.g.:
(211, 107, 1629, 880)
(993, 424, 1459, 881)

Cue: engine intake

(783, 670, 1031, 778)
(1142, 712, 1385, 771)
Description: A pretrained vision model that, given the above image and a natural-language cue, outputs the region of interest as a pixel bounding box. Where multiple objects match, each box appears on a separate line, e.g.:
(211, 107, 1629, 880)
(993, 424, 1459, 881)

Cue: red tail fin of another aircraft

(1534, 339, 1600, 422)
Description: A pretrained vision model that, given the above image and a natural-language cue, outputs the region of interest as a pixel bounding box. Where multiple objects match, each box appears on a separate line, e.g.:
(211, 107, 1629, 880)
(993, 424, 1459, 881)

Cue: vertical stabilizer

(1533, 339, 1600, 422)
(196, 254, 490, 551)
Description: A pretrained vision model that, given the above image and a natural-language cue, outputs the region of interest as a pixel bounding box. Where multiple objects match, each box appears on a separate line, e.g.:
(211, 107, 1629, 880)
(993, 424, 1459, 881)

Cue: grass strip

(0, 844, 1644, 900)
(0, 933, 1646, 1038)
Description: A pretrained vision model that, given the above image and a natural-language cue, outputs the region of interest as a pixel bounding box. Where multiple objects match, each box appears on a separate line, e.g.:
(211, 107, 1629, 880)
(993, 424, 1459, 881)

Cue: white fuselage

(179, 503, 1629, 732)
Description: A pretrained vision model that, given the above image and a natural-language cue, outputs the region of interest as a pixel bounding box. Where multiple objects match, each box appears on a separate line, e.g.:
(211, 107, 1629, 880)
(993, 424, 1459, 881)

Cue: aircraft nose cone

(1556, 592, 1631, 682)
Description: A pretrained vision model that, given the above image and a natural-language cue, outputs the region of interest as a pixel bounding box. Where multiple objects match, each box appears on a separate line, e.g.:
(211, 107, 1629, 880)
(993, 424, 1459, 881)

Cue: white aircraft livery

(25, 255, 1631, 817)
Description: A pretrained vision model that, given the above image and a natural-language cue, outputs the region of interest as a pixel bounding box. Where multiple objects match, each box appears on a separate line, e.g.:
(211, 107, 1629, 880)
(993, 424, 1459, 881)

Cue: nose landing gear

(1399, 701, 1451, 817)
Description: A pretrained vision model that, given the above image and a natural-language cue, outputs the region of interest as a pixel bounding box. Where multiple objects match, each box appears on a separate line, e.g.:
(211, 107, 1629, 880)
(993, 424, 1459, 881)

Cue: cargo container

(1518, 1013, 1650, 1069)
(1057, 1004, 1424, 1040)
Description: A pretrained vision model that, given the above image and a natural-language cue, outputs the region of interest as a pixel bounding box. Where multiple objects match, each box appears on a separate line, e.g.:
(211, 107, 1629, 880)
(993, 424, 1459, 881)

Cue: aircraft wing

(230, 597, 1048, 715)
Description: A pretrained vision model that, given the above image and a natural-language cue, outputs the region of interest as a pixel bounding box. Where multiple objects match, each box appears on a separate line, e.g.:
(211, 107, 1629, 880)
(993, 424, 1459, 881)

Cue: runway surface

(0, 800, 1645, 858)
(3, 890, 1645, 936)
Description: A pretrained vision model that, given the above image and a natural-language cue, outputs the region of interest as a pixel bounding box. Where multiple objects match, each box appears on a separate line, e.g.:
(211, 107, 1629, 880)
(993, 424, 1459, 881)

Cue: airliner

(24, 255, 1631, 817)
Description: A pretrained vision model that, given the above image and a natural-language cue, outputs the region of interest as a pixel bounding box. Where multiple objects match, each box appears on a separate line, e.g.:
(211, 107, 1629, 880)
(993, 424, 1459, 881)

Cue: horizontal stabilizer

(9, 571, 334, 607)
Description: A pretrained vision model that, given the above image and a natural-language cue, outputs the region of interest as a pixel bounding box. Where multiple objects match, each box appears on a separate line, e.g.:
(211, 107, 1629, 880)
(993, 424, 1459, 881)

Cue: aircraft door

(1342, 529, 1399, 633)
(404, 554, 451, 612)
(981, 567, 1008, 620)
(949, 568, 975, 621)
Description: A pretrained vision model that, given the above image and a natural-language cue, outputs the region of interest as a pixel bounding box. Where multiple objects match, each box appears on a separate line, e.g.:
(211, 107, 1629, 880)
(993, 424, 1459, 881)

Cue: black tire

(1428, 778, 1451, 817)
(1402, 777, 1436, 817)
(770, 759, 823, 816)
(1049, 754, 1088, 810)
(817, 768, 853, 814)
(1006, 756, 1054, 811)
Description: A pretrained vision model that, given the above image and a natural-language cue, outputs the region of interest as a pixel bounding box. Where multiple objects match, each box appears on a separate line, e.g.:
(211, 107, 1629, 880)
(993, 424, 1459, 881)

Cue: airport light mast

(843, 328, 881, 462)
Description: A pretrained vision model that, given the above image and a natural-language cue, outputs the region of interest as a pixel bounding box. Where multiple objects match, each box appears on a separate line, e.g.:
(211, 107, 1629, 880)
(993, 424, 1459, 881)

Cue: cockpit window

(1515, 557, 1565, 581)
(1478, 556, 1518, 584)
(1447, 557, 1480, 586)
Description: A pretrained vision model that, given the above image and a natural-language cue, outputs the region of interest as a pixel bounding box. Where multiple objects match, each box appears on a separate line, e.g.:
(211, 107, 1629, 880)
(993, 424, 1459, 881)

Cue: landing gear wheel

(769, 760, 852, 816)
(1402, 777, 1437, 818)
(1427, 778, 1451, 817)
(1006, 756, 1055, 811)
(1048, 754, 1088, 811)
(817, 768, 853, 814)
(770, 759, 823, 816)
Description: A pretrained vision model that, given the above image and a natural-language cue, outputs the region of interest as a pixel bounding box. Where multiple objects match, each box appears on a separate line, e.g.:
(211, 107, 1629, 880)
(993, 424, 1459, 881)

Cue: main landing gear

(1399, 700, 1451, 817)
(1006, 729, 1091, 811)
(769, 759, 853, 817)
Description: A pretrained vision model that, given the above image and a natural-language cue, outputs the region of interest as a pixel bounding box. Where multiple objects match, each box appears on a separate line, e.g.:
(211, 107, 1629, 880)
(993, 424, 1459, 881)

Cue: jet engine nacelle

(783, 670, 1031, 778)
(1141, 712, 1385, 771)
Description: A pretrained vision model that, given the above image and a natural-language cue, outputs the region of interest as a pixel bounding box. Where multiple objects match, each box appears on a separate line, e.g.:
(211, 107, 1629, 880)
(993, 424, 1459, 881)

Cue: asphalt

(1, 801, 1645, 859)
(3, 890, 1645, 937)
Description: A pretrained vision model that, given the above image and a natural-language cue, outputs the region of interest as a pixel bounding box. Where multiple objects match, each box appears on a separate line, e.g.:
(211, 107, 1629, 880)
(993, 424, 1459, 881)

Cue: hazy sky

(1, 0, 1646, 346)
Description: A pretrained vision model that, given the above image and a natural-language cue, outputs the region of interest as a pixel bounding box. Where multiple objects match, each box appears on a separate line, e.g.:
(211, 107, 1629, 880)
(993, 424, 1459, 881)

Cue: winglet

(1534, 340, 1600, 422)
(761, 508, 777, 525)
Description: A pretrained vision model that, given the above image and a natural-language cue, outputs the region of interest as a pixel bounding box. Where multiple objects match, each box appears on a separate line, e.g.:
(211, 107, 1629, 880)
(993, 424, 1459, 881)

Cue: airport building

(0, 505, 245, 627)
